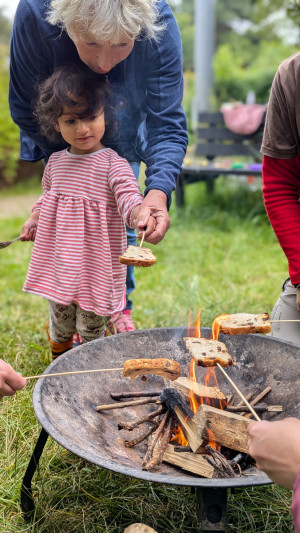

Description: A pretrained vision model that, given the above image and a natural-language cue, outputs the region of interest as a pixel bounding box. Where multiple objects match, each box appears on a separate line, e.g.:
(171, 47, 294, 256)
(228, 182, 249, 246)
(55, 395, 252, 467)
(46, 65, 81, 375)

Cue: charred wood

(111, 391, 161, 400)
(117, 407, 166, 431)
(96, 398, 161, 411)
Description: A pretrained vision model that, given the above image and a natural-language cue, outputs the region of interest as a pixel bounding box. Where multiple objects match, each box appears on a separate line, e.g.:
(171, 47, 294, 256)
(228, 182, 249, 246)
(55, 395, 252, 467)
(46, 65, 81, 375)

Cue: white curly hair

(47, 0, 165, 41)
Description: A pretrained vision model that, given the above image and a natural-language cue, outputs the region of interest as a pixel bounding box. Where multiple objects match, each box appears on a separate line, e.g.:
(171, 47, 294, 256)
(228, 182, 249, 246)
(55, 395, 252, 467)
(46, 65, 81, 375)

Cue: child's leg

(48, 301, 76, 358)
(75, 306, 106, 344)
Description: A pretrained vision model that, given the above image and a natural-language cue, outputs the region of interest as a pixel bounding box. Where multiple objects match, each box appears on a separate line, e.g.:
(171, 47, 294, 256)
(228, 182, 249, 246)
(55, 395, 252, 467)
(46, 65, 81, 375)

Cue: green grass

(0, 176, 294, 532)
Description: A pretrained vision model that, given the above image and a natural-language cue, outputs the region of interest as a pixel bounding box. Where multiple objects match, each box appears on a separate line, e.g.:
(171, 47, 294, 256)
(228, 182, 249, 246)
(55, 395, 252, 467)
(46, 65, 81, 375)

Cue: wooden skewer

(270, 319, 300, 323)
(216, 363, 261, 422)
(139, 230, 145, 248)
(24, 368, 123, 380)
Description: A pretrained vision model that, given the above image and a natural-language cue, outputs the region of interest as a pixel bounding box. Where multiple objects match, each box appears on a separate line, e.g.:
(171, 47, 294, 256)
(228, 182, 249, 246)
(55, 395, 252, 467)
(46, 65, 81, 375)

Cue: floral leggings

(48, 301, 106, 344)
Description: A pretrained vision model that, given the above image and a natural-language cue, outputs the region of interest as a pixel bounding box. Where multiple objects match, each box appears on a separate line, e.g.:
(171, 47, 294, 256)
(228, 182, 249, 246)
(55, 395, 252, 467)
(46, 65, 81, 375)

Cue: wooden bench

(176, 111, 266, 207)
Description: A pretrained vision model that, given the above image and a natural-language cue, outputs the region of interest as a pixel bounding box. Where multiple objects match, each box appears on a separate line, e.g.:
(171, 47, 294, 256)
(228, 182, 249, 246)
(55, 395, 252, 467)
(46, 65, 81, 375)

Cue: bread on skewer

(184, 337, 234, 368)
(123, 358, 181, 381)
(119, 245, 156, 267)
(212, 312, 271, 336)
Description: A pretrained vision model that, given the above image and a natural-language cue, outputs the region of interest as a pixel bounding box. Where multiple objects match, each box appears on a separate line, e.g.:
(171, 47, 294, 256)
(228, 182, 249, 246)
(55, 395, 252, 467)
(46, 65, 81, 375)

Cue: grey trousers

(269, 278, 300, 346)
(49, 301, 106, 344)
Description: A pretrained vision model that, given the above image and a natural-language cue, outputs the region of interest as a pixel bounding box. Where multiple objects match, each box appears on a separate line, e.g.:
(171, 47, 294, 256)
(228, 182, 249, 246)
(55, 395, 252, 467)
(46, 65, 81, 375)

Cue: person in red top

(258, 51, 300, 531)
(261, 51, 300, 345)
(21, 64, 154, 358)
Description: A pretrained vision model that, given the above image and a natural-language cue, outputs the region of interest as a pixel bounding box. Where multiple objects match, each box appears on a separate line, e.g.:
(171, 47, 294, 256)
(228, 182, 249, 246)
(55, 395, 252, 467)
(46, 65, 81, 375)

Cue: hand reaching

(20, 210, 40, 241)
(248, 418, 300, 489)
(0, 359, 26, 397)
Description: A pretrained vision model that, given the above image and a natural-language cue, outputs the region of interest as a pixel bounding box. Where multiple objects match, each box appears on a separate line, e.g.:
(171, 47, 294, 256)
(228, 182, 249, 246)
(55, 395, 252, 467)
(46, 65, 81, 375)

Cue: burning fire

(211, 313, 228, 341)
(171, 310, 224, 448)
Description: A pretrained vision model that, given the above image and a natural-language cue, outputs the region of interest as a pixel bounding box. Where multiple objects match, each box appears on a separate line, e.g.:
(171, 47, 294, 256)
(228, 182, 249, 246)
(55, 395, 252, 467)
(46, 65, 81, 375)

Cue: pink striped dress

(23, 147, 144, 316)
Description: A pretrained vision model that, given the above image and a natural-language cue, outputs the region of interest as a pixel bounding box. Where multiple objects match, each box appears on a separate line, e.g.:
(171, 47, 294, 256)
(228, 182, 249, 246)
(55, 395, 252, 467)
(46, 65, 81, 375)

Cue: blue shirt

(9, 0, 188, 206)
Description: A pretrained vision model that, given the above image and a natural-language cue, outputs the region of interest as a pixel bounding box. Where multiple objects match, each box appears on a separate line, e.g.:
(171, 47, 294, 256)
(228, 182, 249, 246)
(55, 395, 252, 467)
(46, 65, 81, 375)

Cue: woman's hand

(0, 359, 26, 397)
(135, 190, 170, 244)
(248, 418, 300, 489)
(20, 210, 40, 241)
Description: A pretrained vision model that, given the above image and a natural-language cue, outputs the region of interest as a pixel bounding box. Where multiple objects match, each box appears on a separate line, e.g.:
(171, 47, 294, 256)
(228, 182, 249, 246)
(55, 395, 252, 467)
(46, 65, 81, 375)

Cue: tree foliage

(0, 7, 12, 45)
(172, 0, 299, 109)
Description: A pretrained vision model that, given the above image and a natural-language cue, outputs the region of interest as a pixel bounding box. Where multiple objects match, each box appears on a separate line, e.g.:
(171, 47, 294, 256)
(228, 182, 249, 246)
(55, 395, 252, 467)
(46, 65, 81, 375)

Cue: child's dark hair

(33, 64, 116, 143)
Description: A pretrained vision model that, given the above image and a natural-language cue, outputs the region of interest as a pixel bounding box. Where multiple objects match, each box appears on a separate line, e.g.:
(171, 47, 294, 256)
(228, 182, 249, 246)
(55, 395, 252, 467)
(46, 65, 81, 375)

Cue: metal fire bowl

(32, 327, 300, 489)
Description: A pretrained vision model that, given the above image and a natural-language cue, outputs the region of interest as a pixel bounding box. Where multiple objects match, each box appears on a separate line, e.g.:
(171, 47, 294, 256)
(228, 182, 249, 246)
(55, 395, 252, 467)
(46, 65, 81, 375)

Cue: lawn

(0, 175, 295, 532)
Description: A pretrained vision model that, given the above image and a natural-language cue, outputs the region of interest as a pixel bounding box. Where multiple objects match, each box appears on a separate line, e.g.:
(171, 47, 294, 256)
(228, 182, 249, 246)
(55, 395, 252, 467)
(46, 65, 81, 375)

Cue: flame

(187, 308, 201, 338)
(171, 309, 225, 447)
(211, 313, 229, 340)
(205, 428, 220, 450)
(170, 422, 188, 446)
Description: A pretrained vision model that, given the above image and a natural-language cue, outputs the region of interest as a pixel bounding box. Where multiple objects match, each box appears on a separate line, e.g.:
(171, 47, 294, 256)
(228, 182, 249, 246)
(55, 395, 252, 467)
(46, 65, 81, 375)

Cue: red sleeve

(262, 154, 300, 284)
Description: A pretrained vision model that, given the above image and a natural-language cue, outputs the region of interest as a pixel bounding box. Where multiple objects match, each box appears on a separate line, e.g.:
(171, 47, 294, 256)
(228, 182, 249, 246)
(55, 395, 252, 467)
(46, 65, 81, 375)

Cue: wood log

(172, 377, 226, 401)
(193, 404, 251, 453)
(96, 398, 161, 411)
(244, 386, 272, 419)
(163, 444, 214, 478)
(226, 404, 282, 414)
(173, 405, 205, 453)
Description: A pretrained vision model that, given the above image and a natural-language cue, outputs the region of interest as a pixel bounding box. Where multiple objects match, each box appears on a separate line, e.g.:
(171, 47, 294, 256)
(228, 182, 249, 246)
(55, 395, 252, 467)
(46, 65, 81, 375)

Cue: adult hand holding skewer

(135, 190, 170, 245)
(0, 359, 26, 397)
(247, 418, 300, 489)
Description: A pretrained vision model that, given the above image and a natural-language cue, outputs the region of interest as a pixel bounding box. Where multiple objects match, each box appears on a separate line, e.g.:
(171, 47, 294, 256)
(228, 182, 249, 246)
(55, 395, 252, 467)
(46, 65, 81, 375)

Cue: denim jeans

(125, 162, 140, 311)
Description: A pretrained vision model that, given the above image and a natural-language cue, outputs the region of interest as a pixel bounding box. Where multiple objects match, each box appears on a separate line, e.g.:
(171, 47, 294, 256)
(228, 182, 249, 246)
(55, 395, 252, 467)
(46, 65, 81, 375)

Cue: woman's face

(70, 31, 135, 74)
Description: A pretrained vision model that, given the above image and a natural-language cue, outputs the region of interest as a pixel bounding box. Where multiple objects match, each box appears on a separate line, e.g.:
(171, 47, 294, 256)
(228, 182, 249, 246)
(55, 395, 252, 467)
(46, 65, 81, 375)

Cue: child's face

(54, 105, 106, 154)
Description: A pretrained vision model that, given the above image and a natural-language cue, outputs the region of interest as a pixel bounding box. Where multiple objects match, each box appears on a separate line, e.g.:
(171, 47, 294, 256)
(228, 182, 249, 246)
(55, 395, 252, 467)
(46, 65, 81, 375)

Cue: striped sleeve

(32, 159, 52, 212)
(108, 157, 144, 225)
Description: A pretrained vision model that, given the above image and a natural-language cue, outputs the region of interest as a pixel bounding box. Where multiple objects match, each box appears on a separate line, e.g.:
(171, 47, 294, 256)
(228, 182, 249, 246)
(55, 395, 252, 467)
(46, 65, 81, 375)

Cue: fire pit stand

(20, 327, 300, 531)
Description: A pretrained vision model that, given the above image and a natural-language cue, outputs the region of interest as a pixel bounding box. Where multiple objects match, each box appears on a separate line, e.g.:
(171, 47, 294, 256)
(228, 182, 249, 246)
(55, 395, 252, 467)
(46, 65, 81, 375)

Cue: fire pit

(21, 327, 300, 531)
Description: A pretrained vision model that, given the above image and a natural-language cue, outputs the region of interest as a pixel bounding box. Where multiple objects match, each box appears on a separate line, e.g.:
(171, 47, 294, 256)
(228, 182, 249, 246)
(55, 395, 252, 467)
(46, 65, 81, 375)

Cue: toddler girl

(21, 64, 148, 358)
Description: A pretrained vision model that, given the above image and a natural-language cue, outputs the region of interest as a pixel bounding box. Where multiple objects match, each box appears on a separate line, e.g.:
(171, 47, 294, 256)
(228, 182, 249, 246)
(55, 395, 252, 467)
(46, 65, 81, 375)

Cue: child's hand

(20, 210, 40, 241)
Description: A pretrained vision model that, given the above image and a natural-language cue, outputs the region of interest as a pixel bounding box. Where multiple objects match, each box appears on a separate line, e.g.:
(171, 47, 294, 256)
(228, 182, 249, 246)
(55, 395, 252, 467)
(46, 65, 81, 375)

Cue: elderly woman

(9, 0, 188, 333)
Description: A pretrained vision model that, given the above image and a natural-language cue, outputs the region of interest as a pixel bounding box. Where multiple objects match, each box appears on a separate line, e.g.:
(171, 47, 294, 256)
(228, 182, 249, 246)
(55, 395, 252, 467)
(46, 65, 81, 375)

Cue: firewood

(96, 398, 161, 411)
(205, 445, 237, 478)
(143, 416, 173, 471)
(172, 377, 226, 401)
(235, 392, 254, 415)
(243, 386, 272, 419)
(111, 391, 161, 400)
(173, 445, 193, 452)
(118, 407, 166, 431)
(163, 444, 214, 478)
(193, 404, 251, 453)
(141, 411, 170, 467)
(173, 405, 205, 453)
(124, 425, 157, 447)
(226, 404, 282, 414)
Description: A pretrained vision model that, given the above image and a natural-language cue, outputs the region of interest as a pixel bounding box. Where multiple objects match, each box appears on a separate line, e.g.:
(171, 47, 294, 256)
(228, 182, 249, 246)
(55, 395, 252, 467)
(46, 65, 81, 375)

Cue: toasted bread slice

(213, 313, 271, 336)
(119, 245, 156, 267)
(123, 358, 181, 381)
(184, 337, 234, 368)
